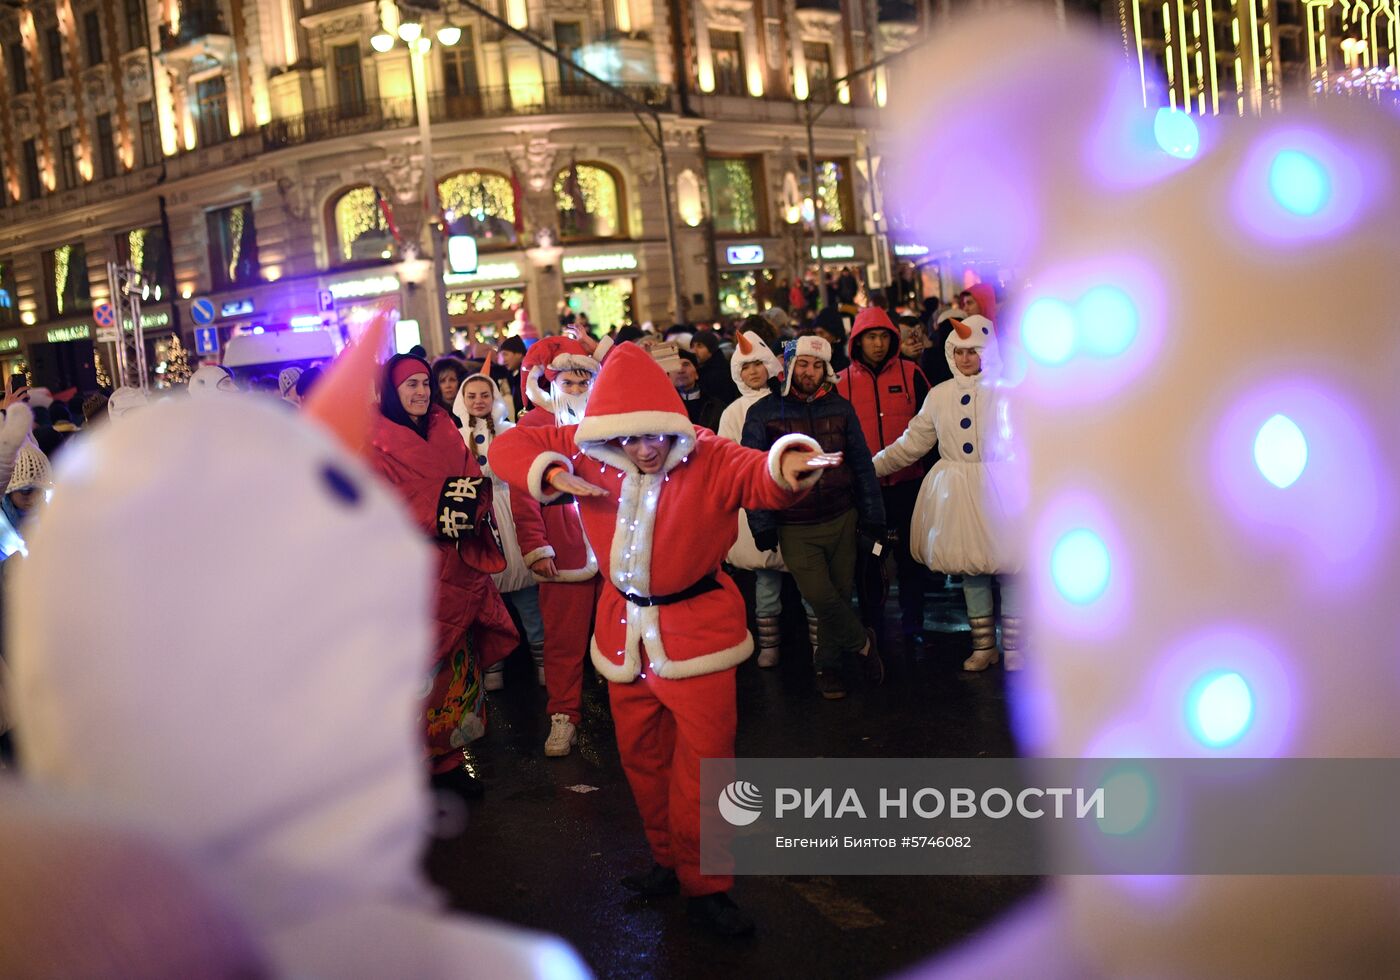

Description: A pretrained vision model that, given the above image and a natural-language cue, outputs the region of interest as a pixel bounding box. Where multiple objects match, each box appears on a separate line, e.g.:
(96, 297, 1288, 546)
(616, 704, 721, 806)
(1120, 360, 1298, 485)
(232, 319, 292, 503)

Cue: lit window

(554, 163, 624, 240)
(439, 170, 517, 247)
(332, 186, 394, 263)
(706, 157, 764, 236)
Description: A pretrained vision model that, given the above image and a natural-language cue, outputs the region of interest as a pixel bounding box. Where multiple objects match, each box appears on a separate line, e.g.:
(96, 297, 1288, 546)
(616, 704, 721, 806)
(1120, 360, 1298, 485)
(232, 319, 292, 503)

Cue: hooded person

(189, 364, 238, 397)
(836, 307, 933, 646)
(489, 340, 834, 937)
(921, 306, 968, 388)
(871, 314, 1022, 671)
(368, 353, 518, 794)
(509, 336, 602, 757)
(716, 331, 789, 667)
(106, 386, 150, 423)
(4, 321, 588, 977)
(812, 307, 851, 374)
(962, 282, 999, 323)
(453, 372, 546, 693)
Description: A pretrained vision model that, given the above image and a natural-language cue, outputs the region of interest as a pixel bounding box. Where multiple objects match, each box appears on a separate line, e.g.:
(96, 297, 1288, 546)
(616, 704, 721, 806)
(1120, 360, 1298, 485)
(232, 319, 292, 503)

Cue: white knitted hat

(7, 443, 53, 494)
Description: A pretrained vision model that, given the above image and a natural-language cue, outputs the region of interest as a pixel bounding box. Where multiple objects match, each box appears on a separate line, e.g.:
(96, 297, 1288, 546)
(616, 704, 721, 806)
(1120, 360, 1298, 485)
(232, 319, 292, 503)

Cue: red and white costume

(509, 337, 601, 725)
(490, 342, 821, 896)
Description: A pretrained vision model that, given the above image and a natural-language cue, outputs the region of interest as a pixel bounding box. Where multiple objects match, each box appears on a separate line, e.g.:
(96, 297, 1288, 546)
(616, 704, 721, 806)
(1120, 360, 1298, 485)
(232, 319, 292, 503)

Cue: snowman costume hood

(522, 335, 599, 427)
(9, 386, 587, 977)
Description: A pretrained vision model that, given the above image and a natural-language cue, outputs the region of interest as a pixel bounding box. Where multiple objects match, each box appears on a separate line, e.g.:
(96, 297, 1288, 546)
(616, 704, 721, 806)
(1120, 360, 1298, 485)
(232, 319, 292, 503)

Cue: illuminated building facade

(2, 0, 1007, 386)
(1118, 0, 1400, 114)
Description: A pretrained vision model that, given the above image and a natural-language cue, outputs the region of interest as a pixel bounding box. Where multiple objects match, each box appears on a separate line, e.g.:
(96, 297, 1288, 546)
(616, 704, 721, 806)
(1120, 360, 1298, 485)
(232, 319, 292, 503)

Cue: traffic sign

(93, 302, 116, 327)
(194, 326, 220, 355)
(190, 296, 216, 325)
(318, 289, 335, 314)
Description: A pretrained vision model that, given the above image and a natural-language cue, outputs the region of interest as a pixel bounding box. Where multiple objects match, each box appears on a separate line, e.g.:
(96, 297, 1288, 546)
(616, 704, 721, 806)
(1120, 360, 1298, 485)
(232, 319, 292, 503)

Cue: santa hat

(780, 335, 836, 395)
(574, 342, 696, 474)
(730, 330, 782, 392)
(944, 314, 1003, 379)
(523, 336, 600, 412)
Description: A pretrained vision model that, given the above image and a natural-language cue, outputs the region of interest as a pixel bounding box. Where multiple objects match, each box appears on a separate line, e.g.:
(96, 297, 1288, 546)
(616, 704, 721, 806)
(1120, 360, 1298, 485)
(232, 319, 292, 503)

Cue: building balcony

(159, 5, 231, 51)
(260, 83, 674, 152)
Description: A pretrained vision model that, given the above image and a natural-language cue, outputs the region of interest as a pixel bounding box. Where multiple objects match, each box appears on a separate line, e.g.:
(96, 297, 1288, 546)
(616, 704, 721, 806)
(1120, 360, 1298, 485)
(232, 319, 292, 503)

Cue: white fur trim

(521, 545, 556, 566)
(526, 451, 574, 504)
(593, 336, 615, 363)
(575, 410, 697, 474)
(549, 353, 600, 375)
(591, 632, 754, 682)
(768, 433, 825, 491)
(534, 553, 598, 583)
(526, 366, 555, 412)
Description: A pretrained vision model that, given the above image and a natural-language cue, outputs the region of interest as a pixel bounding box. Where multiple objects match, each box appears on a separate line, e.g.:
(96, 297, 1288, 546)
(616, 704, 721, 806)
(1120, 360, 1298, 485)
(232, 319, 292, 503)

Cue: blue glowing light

(1076, 286, 1139, 357)
(1050, 529, 1111, 604)
(1153, 108, 1199, 159)
(1021, 297, 1077, 366)
(1268, 150, 1330, 216)
(1187, 671, 1254, 748)
(1253, 413, 1308, 488)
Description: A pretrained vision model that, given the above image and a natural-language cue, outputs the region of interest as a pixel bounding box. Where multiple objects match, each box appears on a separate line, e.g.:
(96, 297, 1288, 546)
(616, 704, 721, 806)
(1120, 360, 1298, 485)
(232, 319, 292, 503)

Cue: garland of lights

(227, 205, 246, 282)
(129, 228, 146, 273)
(440, 172, 515, 236)
(335, 187, 390, 262)
(164, 333, 191, 385)
(53, 244, 72, 315)
(554, 165, 620, 237)
(817, 161, 845, 233)
(708, 159, 758, 235)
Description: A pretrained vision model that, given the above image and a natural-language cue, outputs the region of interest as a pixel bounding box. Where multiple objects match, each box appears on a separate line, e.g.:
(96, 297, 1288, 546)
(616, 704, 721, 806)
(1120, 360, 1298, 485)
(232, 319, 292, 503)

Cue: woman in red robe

(368, 353, 517, 796)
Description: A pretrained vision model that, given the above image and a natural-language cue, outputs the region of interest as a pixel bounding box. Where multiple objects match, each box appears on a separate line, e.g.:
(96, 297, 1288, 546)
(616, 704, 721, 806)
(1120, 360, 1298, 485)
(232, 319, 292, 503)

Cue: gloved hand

(858, 522, 887, 543)
(752, 528, 780, 553)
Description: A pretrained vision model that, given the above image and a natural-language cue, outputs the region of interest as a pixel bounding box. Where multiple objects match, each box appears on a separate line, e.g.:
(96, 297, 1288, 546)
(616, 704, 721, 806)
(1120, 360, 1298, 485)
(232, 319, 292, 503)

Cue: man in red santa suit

(510, 336, 602, 757)
(490, 342, 839, 937)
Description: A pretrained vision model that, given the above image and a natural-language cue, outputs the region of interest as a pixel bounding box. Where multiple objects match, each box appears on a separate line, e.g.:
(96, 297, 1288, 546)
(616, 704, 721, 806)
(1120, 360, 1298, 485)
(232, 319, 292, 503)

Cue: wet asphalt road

(426, 578, 1041, 979)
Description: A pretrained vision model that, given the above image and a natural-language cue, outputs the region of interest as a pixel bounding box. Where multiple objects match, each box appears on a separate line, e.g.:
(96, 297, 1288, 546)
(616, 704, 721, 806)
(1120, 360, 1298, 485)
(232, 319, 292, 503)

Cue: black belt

(622, 575, 721, 607)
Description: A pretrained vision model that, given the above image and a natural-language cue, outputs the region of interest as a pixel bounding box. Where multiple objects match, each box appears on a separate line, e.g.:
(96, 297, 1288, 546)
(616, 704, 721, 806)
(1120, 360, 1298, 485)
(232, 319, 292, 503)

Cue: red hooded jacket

(835, 307, 929, 487)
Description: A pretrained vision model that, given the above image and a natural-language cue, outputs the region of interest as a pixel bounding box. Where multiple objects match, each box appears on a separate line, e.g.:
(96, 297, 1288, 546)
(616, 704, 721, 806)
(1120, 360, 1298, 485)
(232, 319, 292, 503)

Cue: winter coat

(507, 408, 599, 583)
(836, 319, 929, 488)
(454, 393, 536, 595)
(369, 407, 517, 671)
(679, 387, 725, 433)
(741, 385, 884, 538)
(872, 323, 1021, 576)
(717, 335, 785, 571)
(490, 424, 814, 681)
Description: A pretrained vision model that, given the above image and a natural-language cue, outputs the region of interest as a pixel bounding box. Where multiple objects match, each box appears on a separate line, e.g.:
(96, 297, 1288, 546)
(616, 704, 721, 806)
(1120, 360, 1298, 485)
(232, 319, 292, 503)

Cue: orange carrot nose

(737, 332, 754, 356)
(952, 319, 972, 340)
(306, 305, 391, 456)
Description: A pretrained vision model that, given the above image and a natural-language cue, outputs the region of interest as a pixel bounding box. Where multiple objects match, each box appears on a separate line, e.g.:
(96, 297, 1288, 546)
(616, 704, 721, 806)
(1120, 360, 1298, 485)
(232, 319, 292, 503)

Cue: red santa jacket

(369, 408, 517, 670)
(489, 423, 818, 681)
(836, 310, 928, 488)
(507, 407, 599, 583)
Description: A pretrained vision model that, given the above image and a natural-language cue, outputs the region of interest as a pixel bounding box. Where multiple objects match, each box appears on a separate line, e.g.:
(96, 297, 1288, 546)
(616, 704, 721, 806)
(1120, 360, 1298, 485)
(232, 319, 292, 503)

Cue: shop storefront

(444, 259, 529, 348)
(324, 270, 404, 347)
(559, 249, 640, 331)
(890, 242, 941, 308)
(714, 242, 782, 317)
(0, 332, 26, 386)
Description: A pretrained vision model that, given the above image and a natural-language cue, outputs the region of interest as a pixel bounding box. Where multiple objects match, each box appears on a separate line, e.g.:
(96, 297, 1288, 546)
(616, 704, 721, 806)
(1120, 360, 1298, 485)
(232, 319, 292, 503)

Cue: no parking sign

(92, 302, 118, 343)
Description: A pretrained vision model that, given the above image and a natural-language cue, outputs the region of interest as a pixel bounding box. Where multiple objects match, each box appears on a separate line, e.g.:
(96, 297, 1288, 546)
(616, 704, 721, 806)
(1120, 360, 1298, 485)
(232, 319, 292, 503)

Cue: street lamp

(374, 3, 460, 354)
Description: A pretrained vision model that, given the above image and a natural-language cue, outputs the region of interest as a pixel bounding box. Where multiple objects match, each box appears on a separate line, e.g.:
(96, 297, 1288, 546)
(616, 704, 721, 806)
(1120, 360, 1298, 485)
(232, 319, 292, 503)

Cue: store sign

(442, 262, 523, 286)
(561, 252, 639, 276)
(221, 297, 255, 318)
(289, 314, 325, 330)
(47, 324, 90, 342)
(328, 275, 400, 300)
(726, 245, 765, 265)
(0, 336, 19, 352)
(809, 244, 857, 260)
(118, 311, 173, 331)
(894, 244, 931, 257)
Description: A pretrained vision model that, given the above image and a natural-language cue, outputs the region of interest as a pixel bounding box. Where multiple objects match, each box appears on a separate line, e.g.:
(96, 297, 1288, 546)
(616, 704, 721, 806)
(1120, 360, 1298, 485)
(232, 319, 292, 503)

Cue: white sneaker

(544, 713, 577, 757)
(483, 669, 505, 692)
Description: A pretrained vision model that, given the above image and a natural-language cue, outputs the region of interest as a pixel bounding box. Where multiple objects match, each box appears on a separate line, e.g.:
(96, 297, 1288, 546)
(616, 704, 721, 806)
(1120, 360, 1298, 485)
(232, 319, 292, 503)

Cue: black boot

(687, 892, 755, 937)
(620, 863, 679, 897)
(430, 749, 484, 799)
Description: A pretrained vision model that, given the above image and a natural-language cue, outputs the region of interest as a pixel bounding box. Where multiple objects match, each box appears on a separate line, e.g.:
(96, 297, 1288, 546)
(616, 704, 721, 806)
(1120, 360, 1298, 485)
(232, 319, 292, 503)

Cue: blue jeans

(504, 585, 544, 650)
(754, 569, 783, 619)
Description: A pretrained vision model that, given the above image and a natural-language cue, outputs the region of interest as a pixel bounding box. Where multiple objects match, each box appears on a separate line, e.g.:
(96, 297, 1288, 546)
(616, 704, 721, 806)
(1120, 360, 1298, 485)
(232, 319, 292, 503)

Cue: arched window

(438, 170, 519, 248)
(554, 162, 625, 240)
(330, 185, 394, 264)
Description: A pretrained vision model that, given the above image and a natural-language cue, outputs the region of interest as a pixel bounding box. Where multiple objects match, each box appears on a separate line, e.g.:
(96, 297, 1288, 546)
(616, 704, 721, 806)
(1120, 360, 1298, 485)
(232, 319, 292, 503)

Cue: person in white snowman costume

(871, 313, 1024, 671)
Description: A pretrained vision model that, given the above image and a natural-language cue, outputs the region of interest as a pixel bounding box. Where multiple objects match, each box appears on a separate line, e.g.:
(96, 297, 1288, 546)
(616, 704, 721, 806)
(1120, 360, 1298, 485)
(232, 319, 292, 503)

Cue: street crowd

(0, 274, 1019, 955)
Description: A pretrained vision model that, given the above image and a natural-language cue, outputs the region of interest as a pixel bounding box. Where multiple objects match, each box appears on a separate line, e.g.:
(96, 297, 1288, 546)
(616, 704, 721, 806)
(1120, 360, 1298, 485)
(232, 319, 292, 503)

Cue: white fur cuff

(522, 546, 556, 567)
(527, 452, 575, 504)
(768, 433, 824, 491)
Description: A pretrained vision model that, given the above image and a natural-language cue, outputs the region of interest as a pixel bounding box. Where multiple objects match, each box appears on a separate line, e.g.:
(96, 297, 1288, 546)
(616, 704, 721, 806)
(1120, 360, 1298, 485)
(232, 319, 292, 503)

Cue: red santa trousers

(540, 577, 601, 723)
(608, 664, 737, 897)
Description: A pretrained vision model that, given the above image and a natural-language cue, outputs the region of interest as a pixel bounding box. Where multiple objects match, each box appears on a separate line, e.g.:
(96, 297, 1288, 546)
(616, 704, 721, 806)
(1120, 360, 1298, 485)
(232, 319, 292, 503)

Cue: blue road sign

(191, 296, 216, 325)
(93, 302, 116, 328)
(318, 289, 335, 313)
(195, 326, 220, 355)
